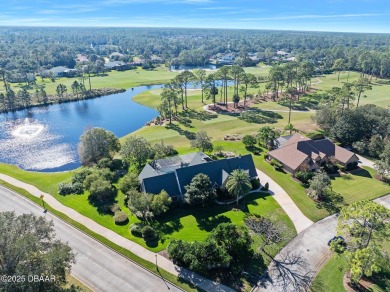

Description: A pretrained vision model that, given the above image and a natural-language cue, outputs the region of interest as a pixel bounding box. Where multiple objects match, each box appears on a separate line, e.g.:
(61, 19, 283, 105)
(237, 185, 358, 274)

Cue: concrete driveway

(0, 186, 182, 292)
(256, 169, 314, 234)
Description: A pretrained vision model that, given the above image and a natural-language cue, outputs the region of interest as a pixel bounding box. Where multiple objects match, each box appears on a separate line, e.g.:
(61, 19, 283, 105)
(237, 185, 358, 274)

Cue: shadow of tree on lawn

(165, 124, 196, 140)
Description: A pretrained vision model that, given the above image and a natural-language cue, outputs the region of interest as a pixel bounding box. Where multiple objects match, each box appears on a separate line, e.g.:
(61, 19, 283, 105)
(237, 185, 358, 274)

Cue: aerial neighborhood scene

(1, 0, 390, 291)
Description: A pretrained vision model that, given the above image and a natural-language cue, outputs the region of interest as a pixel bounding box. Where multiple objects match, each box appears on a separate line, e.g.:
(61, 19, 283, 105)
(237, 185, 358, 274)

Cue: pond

(0, 85, 161, 172)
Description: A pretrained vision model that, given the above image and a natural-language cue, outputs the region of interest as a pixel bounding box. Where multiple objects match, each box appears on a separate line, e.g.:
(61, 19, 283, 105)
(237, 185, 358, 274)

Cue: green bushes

(114, 211, 128, 225)
(58, 182, 84, 195)
(130, 223, 142, 237)
(109, 203, 121, 213)
(263, 182, 269, 191)
(119, 172, 140, 194)
(294, 171, 315, 184)
(141, 225, 158, 241)
(242, 135, 257, 147)
(250, 178, 261, 190)
(270, 158, 283, 170)
(167, 223, 252, 275)
(306, 131, 325, 140)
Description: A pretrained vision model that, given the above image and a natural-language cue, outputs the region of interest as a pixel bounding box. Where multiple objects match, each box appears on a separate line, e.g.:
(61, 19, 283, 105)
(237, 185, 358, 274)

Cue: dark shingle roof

(139, 153, 257, 197)
(142, 172, 181, 196)
(176, 154, 256, 195)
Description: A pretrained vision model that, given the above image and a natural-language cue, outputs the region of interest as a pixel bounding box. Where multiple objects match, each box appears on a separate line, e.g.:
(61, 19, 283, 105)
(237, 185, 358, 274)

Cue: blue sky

(1, 0, 389, 33)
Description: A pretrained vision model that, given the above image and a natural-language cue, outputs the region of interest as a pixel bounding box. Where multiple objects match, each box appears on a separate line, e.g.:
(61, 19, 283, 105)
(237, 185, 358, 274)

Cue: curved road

(255, 194, 390, 292)
(0, 186, 181, 292)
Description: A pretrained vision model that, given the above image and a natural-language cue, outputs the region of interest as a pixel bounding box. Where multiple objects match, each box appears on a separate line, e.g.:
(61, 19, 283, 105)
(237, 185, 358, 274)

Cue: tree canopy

(0, 212, 75, 291)
(78, 127, 120, 165)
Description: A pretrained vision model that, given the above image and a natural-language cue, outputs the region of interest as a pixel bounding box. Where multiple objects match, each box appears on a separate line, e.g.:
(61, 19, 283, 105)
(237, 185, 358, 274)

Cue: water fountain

(11, 119, 44, 139)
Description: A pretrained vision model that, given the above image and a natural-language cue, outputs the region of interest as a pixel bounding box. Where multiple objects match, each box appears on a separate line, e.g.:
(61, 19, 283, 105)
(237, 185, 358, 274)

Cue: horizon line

(0, 25, 389, 35)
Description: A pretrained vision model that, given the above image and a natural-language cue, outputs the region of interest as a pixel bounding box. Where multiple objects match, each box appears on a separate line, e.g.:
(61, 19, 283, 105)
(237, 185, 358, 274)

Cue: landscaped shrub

(72, 168, 93, 184)
(109, 203, 121, 213)
(130, 223, 143, 237)
(295, 171, 315, 184)
(250, 178, 260, 190)
(242, 135, 257, 147)
(345, 161, 358, 170)
(119, 172, 140, 194)
(342, 174, 353, 180)
(114, 211, 128, 225)
(141, 225, 158, 241)
(270, 159, 283, 170)
(58, 182, 75, 195)
(323, 162, 338, 174)
(263, 182, 269, 191)
(306, 131, 325, 140)
(97, 157, 129, 171)
(215, 187, 234, 201)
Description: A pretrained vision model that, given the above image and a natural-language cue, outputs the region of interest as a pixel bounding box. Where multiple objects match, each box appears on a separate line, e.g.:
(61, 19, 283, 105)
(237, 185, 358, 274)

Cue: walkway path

(256, 169, 314, 234)
(0, 173, 234, 292)
(255, 193, 390, 292)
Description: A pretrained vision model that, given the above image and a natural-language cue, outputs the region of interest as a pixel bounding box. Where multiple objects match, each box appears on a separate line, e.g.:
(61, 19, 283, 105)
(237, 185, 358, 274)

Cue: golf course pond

(0, 85, 161, 172)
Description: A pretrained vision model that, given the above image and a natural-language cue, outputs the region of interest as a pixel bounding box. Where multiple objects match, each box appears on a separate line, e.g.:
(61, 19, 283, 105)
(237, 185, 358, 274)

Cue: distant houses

(139, 152, 258, 201)
(217, 53, 235, 65)
(41, 66, 78, 78)
(268, 134, 359, 174)
(104, 61, 135, 71)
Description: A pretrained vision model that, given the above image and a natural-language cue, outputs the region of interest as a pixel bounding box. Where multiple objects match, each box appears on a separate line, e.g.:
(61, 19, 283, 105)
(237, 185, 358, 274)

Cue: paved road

(0, 186, 182, 292)
(255, 194, 390, 292)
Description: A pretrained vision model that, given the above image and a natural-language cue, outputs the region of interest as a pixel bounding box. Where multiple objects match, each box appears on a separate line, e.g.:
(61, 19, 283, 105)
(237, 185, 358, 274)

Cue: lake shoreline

(0, 88, 126, 114)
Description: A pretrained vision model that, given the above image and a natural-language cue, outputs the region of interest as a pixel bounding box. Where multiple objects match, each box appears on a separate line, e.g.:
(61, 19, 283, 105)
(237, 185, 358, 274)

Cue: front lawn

(312, 237, 390, 292)
(0, 162, 295, 254)
(331, 167, 390, 203)
(311, 255, 346, 292)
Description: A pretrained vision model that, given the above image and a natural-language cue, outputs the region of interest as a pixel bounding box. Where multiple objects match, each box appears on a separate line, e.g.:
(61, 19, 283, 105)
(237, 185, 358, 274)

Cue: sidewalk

(0, 173, 234, 292)
(256, 169, 314, 234)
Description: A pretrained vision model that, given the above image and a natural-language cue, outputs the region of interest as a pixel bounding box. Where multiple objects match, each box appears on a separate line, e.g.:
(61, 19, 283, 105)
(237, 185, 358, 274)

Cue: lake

(0, 85, 161, 172)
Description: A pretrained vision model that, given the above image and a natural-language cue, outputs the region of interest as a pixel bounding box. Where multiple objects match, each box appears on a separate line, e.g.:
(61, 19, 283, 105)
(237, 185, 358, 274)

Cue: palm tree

(284, 123, 298, 135)
(257, 126, 279, 148)
(226, 169, 252, 206)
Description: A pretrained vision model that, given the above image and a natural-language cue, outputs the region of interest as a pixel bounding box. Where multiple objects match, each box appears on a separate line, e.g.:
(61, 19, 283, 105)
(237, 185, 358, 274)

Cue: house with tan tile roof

(268, 134, 359, 174)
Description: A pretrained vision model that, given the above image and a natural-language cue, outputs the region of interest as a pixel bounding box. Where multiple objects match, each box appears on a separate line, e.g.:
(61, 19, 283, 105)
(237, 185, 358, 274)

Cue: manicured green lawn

(311, 255, 346, 292)
(5, 66, 178, 95)
(312, 234, 390, 292)
(331, 167, 390, 204)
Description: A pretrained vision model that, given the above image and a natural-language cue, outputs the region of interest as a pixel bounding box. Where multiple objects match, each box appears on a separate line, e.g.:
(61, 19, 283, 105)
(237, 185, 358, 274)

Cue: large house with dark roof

(268, 134, 359, 174)
(139, 152, 257, 201)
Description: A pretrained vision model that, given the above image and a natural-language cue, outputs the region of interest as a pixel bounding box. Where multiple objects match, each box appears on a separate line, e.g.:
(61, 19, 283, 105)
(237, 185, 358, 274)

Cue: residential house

(268, 134, 359, 174)
(139, 152, 257, 201)
(104, 61, 134, 71)
(217, 53, 235, 65)
(42, 66, 78, 78)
